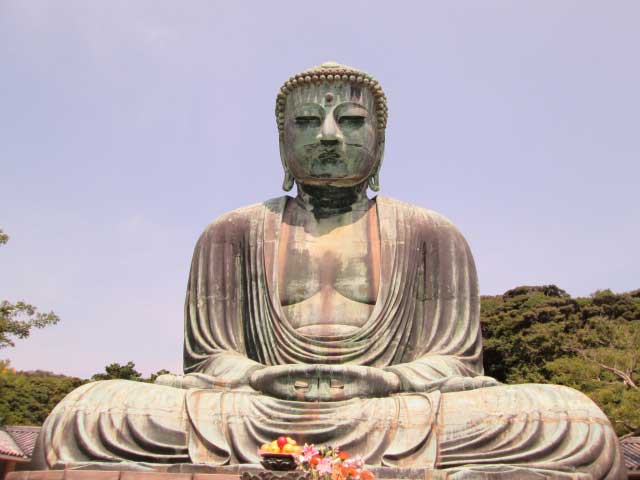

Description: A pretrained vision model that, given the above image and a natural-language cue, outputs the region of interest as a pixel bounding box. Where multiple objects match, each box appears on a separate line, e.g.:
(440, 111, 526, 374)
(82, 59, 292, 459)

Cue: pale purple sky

(1, 1, 638, 378)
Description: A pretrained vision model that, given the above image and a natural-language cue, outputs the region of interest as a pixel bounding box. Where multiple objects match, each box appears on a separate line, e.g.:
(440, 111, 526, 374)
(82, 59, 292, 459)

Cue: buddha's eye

(338, 116, 365, 128)
(295, 116, 321, 128)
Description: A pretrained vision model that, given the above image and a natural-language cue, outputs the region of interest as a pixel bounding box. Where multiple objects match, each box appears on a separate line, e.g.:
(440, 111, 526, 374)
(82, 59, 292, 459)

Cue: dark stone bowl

(259, 452, 298, 471)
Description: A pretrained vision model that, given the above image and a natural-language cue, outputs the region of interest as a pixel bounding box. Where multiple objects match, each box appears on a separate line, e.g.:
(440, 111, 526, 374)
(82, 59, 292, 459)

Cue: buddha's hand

(154, 373, 250, 390)
(437, 375, 501, 393)
(249, 364, 401, 402)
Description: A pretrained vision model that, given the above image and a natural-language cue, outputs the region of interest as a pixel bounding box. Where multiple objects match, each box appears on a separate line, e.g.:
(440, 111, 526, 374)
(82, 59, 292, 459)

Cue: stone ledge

(7, 473, 239, 480)
(7, 467, 446, 480)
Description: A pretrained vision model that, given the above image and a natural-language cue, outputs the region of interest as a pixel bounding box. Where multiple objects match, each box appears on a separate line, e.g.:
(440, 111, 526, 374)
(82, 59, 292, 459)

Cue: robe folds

(34, 196, 626, 479)
(184, 195, 484, 386)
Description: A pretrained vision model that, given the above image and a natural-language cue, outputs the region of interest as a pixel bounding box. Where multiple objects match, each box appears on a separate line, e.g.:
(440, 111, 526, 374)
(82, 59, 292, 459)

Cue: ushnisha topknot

(275, 61, 388, 138)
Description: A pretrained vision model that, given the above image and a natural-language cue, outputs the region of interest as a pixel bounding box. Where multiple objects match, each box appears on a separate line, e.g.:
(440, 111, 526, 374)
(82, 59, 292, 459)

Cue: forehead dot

(324, 92, 334, 104)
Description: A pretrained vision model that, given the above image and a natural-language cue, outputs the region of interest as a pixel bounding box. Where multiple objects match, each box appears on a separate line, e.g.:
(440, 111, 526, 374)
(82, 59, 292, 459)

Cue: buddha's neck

(295, 182, 370, 219)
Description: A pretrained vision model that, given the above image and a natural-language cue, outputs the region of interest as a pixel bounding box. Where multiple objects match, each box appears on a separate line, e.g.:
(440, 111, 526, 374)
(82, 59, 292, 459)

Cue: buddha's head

(276, 62, 387, 192)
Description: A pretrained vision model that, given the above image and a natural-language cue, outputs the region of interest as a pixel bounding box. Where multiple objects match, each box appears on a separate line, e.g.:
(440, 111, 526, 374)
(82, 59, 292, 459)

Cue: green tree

(481, 286, 640, 437)
(1, 301, 60, 349)
(90, 362, 172, 383)
(0, 228, 60, 349)
(91, 361, 143, 381)
(149, 369, 171, 383)
(0, 365, 86, 425)
(0, 362, 174, 425)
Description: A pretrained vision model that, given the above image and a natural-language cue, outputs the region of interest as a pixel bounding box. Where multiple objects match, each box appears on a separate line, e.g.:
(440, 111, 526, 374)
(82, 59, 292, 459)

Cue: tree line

(481, 285, 639, 438)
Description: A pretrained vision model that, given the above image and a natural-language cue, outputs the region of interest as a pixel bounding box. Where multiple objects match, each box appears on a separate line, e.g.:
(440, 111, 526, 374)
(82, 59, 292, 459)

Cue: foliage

(481, 285, 640, 437)
(0, 361, 174, 425)
(0, 228, 60, 349)
(149, 368, 171, 383)
(0, 301, 60, 349)
(0, 362, 86, 425)
(91, 361, 143, 381)
(90, 362, 170, 383)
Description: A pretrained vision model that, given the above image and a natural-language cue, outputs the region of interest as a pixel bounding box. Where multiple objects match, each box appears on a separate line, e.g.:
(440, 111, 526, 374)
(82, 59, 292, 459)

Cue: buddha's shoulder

(197, 197, 286, 242)
(377, 195, 460, 232)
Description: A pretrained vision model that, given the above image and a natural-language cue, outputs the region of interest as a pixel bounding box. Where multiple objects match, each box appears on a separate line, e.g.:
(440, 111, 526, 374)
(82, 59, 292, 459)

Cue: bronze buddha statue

(32, 62, 625, 480)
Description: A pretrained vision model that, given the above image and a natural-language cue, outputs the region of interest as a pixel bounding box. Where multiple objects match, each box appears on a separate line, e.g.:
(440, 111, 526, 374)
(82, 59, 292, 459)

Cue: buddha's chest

(280, 231, 375, 303)
(277, 203, 380, 334)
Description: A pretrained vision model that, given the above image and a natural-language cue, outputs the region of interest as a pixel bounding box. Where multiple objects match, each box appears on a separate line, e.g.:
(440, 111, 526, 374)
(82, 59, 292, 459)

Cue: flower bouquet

(295, 444, 374, 480)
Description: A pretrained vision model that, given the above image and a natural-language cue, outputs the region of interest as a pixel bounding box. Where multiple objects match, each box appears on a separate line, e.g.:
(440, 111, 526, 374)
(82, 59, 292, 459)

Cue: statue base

(7, 465, 447, 480)
(6, 465, 597, 480)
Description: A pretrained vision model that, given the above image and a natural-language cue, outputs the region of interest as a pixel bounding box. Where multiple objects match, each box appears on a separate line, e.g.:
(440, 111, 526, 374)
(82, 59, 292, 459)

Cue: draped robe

(185, 196, 483, 387)
(34, 196, 626, 479)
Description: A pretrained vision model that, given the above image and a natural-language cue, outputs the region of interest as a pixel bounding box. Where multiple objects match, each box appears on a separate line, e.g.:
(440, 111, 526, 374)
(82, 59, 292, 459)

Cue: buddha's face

(281, 82, 382, 188)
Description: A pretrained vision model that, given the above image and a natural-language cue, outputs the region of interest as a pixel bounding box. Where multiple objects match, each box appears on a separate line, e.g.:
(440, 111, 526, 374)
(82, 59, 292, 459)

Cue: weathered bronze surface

(30, 62, 626, 479)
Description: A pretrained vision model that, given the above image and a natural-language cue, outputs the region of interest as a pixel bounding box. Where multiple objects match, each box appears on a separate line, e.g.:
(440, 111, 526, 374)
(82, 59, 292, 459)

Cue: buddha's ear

(368, 135, 385, 192)
(278, 136, 295, 192)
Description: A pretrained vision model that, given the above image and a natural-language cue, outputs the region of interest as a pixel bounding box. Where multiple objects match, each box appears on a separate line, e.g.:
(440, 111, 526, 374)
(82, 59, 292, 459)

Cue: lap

(438, 383, 609, 425)
(435, 384, 623, 478)
(40, 380, 625, 478)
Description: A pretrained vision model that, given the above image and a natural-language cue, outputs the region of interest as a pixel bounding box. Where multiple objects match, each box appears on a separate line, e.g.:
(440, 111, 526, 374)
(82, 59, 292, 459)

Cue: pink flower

(302, 444, 319, 461)
(316, 457, 334, 475)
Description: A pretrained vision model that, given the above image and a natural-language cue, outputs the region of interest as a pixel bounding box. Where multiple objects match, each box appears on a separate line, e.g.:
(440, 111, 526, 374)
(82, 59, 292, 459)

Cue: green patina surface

(30, 63, 626, 480)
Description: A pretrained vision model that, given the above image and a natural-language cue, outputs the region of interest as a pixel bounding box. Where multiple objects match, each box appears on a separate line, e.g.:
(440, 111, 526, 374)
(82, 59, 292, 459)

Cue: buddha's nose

(318, 115, 342, 146)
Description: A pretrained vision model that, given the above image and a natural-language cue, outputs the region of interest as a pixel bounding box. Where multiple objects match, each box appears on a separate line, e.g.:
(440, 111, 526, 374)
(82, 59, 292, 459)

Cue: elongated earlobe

(282, 170, 294, 191)
(368, 173, 380, 192)
(368, 138, 385, 192)
(278, 136, 294, 192)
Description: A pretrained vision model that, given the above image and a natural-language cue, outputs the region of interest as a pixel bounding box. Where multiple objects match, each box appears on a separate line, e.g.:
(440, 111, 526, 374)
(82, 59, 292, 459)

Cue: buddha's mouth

(310, 173, 347, 178)
(304, 143, 344, 163)
(317, 149, 341, 162)
(309, 157, 348, 178)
